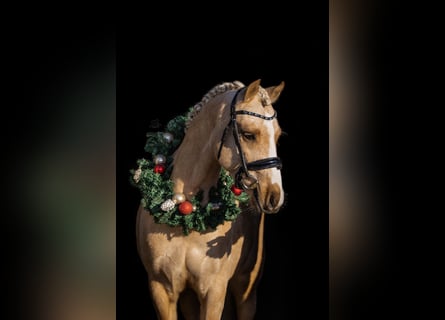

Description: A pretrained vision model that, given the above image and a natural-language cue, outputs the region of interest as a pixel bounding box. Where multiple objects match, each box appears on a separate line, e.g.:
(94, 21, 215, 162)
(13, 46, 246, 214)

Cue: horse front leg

(199, 281, 229, 320)
(149, 279, 180, 320)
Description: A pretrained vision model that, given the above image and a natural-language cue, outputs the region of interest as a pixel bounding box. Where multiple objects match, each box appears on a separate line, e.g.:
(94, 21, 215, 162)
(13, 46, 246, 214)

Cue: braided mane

(185, 80, 273, 129)
(185, 81, 244, 129)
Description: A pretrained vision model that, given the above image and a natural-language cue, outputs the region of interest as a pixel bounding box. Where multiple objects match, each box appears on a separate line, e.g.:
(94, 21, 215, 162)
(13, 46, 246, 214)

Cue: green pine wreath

(130, 110, 249, 235)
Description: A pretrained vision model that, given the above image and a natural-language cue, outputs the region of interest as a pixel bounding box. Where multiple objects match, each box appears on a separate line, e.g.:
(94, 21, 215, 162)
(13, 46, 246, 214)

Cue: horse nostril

(266, 186, 282, 211)
(269, 193, 278, 208)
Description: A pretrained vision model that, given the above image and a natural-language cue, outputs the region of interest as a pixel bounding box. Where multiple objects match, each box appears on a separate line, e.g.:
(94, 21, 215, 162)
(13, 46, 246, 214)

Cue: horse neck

(170, 94, 228, 204)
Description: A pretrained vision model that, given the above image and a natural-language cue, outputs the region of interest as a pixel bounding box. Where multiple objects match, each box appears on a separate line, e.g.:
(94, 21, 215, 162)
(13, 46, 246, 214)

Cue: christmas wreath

(130, 110, 249, 235)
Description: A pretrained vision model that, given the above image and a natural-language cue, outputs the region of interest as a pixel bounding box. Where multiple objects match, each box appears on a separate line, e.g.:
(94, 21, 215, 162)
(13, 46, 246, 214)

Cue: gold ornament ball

(153, 154, 166, 165)
(172, 193, 186, 204)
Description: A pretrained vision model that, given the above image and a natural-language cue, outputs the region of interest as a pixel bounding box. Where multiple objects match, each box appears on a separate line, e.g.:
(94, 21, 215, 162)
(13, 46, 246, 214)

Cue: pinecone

(160, 199, 175, 211)
(133, 168, 142, 183)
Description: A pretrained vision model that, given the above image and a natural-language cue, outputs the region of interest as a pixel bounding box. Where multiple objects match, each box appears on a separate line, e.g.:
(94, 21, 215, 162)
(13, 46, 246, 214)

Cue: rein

(217, 88, 282, 212)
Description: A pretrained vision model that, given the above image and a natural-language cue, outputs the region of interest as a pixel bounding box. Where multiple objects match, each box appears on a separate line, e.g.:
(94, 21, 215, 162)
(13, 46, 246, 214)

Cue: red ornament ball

(178, 201, 193, 215)
(153, 164, 166, 174)
(231, 185, 243, 196)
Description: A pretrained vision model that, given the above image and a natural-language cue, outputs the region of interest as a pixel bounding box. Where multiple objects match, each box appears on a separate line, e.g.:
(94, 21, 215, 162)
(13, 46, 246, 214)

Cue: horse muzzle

(236, 157, 284, 214)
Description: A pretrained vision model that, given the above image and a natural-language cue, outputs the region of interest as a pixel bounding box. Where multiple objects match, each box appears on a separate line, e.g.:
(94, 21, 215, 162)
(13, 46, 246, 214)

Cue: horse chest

(149, 228, 245, 284)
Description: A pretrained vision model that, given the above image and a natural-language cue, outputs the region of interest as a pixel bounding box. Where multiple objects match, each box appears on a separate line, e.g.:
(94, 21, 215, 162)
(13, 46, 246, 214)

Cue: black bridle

(217, 88, 282, 212)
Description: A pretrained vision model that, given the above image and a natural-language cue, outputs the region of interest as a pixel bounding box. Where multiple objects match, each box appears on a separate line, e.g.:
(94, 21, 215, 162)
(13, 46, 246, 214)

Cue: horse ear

(266, 81, 285, 104)
(243, 79, 262, 102)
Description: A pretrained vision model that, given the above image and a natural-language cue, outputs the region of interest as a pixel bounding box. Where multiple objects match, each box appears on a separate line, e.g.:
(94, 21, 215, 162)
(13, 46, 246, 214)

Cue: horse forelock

(258, 87, 272, 107)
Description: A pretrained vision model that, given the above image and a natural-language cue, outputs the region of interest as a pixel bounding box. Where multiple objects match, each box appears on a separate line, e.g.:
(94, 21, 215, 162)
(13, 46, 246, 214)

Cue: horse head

(217, 79, 285, 214)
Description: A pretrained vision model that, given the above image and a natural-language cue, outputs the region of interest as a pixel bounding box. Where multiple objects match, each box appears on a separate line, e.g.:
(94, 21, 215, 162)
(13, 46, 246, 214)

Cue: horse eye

(242, 132, 256, 141)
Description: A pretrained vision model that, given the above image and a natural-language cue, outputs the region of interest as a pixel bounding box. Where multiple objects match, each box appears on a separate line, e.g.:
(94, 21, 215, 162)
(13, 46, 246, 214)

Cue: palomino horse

(135, 79, 285, 319)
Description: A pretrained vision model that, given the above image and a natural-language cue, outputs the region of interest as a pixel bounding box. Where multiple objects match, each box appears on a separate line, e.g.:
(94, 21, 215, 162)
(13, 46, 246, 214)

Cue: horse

(135, 79, 286, 319)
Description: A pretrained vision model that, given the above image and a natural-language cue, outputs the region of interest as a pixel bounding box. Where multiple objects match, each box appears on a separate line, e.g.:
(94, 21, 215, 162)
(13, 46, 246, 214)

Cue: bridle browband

(217, 88, 282, 212)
